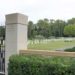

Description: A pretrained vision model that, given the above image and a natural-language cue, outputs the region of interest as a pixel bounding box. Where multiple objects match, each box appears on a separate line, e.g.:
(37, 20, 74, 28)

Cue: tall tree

(49, 20, 66, 37)
(64, 24, 75, 37)
(37, 19, 50, 38)
(68, 18, 75, 24)
(0, 26, 5, 39)
(28, 21, 34, 39)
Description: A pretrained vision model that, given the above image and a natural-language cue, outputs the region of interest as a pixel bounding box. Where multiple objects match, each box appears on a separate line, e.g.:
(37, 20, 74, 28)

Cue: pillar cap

(6, 13, 28, 25)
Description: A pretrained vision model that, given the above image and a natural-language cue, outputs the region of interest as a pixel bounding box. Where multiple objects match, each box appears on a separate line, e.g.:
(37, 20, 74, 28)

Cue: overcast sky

(0, 0, 75, 24)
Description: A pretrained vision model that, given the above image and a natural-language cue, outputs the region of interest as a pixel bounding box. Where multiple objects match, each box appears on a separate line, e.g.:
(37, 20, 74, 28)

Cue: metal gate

(0, 39, 5, 75)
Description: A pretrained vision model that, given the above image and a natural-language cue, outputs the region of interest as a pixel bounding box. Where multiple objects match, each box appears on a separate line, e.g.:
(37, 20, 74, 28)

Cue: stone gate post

(5, 13, 28, 75)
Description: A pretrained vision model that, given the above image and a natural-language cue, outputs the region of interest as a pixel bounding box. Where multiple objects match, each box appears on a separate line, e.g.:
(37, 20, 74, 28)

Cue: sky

(0, 0, 75, 24)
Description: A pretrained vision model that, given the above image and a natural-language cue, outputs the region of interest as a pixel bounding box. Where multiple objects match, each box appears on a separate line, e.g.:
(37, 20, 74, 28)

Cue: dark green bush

(8, 55, 75, 75)
(65, 47, 75, 52)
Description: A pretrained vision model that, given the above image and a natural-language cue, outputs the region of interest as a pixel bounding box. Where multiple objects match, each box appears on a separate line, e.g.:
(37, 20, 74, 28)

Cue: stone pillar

(5, 13, 28, 75)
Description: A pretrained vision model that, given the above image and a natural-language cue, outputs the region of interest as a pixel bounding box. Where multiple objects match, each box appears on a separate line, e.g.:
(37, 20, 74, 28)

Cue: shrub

(8, 55, 75, 75)
(65, 47, 75, 52)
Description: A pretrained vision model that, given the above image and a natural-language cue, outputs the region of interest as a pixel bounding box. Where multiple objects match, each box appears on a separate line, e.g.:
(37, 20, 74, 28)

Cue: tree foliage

(68, 18, 75, 24)
(64, 24, 75, 37)
(1, 18, 75, 39)
(28, 19, 66, 39)
(0, 26, 5, 39)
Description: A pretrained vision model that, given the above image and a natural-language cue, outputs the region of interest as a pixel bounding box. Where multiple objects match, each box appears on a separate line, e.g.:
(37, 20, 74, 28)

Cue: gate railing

(0, 40, 5, 75)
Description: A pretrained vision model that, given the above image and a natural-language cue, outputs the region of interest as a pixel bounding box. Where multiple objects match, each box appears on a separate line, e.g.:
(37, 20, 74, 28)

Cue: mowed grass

(28, 39, 75, 50)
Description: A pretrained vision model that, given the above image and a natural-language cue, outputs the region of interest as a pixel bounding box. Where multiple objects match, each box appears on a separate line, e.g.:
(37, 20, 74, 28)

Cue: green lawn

(28, 39, 75, 50)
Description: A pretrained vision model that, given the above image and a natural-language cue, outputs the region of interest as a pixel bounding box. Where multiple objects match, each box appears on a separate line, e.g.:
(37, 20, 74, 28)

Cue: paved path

(56, 46, 75, 51)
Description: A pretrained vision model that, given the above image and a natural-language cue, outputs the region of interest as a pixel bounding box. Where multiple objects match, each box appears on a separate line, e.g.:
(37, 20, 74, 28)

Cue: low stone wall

(20, 50, 75, 57)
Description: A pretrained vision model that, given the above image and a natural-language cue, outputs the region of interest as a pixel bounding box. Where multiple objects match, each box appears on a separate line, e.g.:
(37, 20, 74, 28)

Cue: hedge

(65, 47, 75, 52)
(8, 55, 75, 75)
